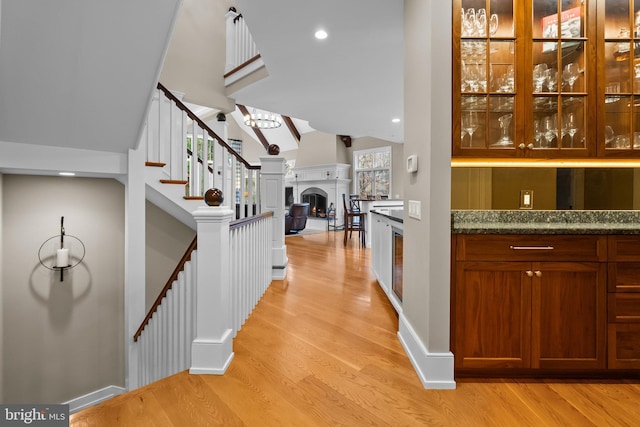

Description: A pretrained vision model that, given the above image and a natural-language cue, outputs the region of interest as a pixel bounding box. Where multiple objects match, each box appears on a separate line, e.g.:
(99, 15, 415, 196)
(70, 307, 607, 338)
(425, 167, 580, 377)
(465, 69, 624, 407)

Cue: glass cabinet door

(454, 0, 519, 156)
(601, 0, 640, 155)
(454, 0, 596, 158)
(530, 0, 594, 156)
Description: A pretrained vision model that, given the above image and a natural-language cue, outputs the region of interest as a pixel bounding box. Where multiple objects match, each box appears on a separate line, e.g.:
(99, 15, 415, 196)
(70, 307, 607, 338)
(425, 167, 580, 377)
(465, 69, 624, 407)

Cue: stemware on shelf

(489, 14, 498, 36)
(564, 113, 578, 148)
(462, 111, 479, 147)
(533, 63, 548, 93)
(542, 115, 557, 148)
(545, 68, 558, 92)
(604, 125, 615, 147)
(533, 119, 543, 147)
(563, 63, 580, 91)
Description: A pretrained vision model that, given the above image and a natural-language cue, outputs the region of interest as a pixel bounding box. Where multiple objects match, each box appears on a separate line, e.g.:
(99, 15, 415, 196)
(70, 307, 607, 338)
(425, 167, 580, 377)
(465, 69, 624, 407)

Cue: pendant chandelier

(244, 109, 282, 129)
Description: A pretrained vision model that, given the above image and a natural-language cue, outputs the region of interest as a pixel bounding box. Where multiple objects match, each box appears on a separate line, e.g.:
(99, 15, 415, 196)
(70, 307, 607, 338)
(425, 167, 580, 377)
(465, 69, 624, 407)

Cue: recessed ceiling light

(315, 29, 328, 40)
(59, 172, 76, 176)
(392, 118, 401, 123)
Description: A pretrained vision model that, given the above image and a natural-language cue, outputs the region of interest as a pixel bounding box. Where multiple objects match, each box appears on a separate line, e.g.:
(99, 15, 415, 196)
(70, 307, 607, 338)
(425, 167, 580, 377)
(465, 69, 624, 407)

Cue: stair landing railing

(142, 82, 261, 219)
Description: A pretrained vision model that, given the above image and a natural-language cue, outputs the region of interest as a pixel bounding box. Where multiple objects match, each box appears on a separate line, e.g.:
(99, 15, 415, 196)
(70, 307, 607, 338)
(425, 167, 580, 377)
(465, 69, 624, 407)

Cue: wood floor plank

(71, 231, 640, 427)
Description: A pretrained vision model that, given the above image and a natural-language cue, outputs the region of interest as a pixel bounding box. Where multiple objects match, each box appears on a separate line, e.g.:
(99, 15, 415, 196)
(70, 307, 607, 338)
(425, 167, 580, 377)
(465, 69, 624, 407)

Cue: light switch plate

(520, 190, 533, 209)
(408, 200, 421, 220)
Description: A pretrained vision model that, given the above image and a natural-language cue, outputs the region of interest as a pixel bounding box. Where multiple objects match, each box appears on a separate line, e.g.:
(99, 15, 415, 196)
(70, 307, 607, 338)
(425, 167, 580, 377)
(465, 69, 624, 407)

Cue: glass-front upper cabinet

(453, 0, 597, 158)
(600, 0, 640, 156)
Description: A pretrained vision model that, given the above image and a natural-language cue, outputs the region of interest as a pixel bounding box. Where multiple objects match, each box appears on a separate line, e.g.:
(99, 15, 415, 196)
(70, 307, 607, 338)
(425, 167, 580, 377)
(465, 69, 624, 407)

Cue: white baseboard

(64, 385, 126, 414)
(397, 312, 456, 390)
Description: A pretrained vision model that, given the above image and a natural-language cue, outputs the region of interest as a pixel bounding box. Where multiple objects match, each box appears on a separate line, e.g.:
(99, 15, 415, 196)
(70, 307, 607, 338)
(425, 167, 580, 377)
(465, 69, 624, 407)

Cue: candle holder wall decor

(38, 216, 85, 282)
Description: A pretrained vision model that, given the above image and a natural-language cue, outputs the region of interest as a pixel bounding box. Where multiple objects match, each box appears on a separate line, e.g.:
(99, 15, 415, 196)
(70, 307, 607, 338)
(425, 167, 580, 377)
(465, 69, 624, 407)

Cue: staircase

(131, 82, 279, 388)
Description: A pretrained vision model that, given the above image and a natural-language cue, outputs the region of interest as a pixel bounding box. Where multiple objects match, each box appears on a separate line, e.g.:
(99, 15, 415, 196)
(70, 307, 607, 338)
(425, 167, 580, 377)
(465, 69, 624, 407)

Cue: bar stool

(342, 193, 366, 246)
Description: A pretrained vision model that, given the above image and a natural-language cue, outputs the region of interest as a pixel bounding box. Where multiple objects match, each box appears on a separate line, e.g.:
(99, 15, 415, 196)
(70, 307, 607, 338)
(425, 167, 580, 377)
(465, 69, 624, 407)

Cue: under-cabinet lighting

(451, 158, 640, 168)
(58, 172, 76, 176)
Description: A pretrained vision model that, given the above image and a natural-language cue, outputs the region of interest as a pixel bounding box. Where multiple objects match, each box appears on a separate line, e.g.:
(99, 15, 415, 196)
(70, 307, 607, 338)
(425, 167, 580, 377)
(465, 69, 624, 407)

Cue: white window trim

(352, 146, 392, 197)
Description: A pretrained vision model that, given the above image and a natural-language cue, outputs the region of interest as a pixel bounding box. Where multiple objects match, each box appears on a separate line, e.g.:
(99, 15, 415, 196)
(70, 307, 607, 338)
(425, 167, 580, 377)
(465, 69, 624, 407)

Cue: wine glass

(496, 114, 513, 145)
(489, 14, 499, 36)
(564, 113, 578, 147)
(463, 111, 479, 147)
(563, 63, 580, 91)
(533, 119, 543, 147)
(542, 115, 557, 148)
(533, 63, 548, 93)
(545, 68, 558, 92)
(604, 125, 615, 147)
(476, 9, 487, 36)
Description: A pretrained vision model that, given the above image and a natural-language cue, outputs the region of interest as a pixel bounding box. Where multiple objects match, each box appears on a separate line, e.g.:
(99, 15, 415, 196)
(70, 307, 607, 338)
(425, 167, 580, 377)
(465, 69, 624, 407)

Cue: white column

(207, 115, 230, 209)
(125, 145, 146, 391)
(190, 206, 235, 374)
(260, 156, 287, 279)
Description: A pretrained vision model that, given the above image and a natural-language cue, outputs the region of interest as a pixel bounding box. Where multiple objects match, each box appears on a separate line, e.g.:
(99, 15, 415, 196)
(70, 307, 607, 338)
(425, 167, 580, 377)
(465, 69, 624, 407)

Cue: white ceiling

(233, 0, 404, 144)
(0, 0, 181, 153)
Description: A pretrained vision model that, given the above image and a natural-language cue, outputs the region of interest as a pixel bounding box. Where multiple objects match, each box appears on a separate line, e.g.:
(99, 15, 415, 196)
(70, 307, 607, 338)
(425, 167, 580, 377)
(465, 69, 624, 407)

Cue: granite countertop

(452, 210, 640, 235)
(371, 208, 404, 223)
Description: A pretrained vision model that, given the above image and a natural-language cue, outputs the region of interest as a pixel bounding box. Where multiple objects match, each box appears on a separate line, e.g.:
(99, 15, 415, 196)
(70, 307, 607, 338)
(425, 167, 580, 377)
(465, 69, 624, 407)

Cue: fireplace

(286, 164, 351, 230)
(302, 188, 328, 218)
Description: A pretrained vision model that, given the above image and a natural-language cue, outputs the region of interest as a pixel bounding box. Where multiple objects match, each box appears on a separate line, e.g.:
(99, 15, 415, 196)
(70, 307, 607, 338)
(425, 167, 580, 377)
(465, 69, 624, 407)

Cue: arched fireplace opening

(301, 187, 328, 218)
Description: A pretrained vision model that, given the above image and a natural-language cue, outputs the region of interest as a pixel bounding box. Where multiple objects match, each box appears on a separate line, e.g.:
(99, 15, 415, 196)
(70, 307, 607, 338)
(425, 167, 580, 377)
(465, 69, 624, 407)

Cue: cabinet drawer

(608, 293, 640, 323)
(608, 263, 640, 292)
(608, 236, 640, 261)
(608, 324, 640, 369)
(456, 235, 607, 262)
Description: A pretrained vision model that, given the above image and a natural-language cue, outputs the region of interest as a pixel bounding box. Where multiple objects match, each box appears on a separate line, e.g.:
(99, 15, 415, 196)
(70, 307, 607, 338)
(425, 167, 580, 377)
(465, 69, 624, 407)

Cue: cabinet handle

(509, 245, 555, 250)
(535, 270, 542, 277)
(526, 270, 534, 277)
(518, 143, 535, 150)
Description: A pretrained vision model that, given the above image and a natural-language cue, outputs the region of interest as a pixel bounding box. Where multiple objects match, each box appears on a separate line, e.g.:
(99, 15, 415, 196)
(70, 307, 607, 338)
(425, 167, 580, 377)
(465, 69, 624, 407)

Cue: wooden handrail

(134, 236, 197, 342)
(223, 54, 262, 79)
(186, 148, 214, 174)
(156, 82, 260, 171)
(230, 211, 273, 230)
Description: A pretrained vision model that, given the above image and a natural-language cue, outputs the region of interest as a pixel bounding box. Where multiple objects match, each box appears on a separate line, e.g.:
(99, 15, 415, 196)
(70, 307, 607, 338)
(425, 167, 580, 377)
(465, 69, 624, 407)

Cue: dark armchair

(285, 203, 309, 235)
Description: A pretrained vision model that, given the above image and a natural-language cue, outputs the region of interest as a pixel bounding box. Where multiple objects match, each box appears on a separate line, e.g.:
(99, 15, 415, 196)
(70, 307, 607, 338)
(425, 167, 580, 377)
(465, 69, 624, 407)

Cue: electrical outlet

(408, 200, 421, 220)
(520, 190, 533, 209)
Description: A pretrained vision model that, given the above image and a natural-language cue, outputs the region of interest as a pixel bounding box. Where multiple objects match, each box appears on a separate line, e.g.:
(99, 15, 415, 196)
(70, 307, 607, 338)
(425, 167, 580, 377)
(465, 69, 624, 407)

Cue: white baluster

(178, 269, 186, 370)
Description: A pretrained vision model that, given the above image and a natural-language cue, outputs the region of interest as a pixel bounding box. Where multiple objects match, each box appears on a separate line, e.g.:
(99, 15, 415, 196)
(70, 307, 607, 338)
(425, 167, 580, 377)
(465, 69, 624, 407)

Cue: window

(353, 147, 391, 198)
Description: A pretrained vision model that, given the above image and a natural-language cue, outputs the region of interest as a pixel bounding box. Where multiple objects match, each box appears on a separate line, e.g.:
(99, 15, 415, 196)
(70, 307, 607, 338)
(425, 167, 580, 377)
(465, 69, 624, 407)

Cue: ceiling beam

(282, 115, 300, 143)
(237, 104, 270, 151)
(339, 135, 352, 147)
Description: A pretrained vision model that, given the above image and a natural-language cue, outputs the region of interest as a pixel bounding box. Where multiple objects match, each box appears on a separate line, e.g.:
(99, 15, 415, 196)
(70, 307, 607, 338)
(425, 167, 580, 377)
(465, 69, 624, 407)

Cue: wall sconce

(38, 216, 85, 281)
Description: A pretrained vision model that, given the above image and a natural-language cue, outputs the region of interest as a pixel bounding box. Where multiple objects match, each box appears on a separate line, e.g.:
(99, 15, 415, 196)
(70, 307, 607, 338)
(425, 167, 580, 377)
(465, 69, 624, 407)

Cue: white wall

(145, 200, 195, 312)
(2, 175, 125, 403)
(295, 131, 341, 167)
(0, 172, 3, 403)
(400, 0, 454, 388)
(160, 0, 237, 112)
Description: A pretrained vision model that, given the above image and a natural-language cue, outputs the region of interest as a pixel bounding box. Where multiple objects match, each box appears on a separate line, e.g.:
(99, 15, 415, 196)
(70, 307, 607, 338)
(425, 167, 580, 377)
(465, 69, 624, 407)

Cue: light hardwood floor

(71, 231, 640, 426)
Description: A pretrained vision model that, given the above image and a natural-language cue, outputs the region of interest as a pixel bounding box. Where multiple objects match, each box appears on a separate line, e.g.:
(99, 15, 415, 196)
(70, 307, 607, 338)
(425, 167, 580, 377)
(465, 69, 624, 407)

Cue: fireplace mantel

(285, 164, 351, 230)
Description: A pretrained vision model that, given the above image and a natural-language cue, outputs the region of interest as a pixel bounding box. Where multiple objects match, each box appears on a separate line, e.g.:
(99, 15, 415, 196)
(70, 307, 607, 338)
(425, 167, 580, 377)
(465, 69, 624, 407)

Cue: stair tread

(160, 179, 188, 185)
(146, 161, 166, 167)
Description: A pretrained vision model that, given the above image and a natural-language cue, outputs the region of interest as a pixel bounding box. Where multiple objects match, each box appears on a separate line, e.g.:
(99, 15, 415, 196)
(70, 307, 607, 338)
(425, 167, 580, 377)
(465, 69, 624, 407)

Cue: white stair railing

(133, 211, 273, 387)
(143, 82, 262, 219)
(134, 238, 197, 387)
(225, 8, 260, 74)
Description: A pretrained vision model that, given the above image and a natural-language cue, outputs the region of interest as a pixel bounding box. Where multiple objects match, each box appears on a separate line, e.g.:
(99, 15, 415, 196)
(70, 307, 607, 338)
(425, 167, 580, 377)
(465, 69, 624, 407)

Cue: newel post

(190, 205, 235, 374)
(260, 156, 287, 280)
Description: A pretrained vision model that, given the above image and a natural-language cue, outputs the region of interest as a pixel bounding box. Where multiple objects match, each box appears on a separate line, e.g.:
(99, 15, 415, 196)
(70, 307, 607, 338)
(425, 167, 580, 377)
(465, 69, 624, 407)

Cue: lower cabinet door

(455, 262, 532, 369)
(531, 262, 607, 370)
(608, 323, 640, 369)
